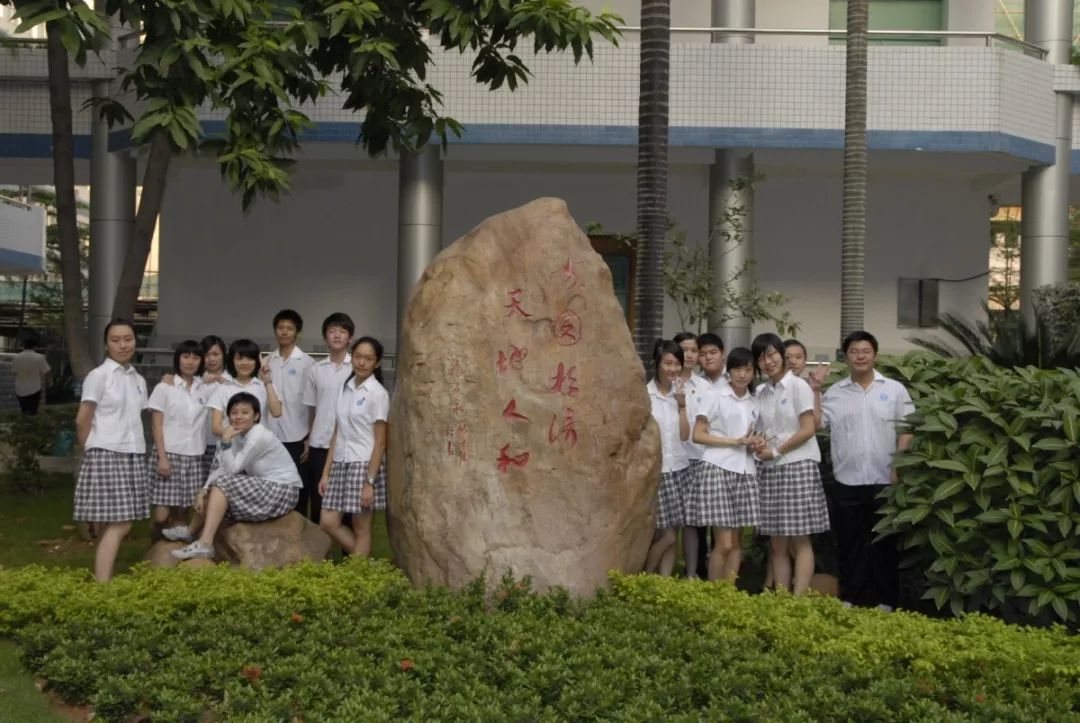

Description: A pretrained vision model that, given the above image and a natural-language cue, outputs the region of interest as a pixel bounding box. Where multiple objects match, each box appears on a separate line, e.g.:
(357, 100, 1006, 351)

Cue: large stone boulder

(389, 197, 661, 596)
(145, 540, 187, 568)
(216, 512, 332, 570)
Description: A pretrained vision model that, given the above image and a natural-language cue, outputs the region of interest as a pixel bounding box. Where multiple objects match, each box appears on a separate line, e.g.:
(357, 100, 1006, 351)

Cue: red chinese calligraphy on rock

(504, 289, 532, 318)
(549, 362, 580, 397)
(551, 257, 580, 289)
(502, 399, 530, 423)
(548, 407, 578, 447)
(553, 309, 582, 346)
(496, 345, 528, 373)
(496, 443, 530, 472)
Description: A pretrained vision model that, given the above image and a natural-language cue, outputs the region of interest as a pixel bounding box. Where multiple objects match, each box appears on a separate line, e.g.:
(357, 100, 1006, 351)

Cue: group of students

(72, 311, 390, 582)
(646, 329, 914, 609)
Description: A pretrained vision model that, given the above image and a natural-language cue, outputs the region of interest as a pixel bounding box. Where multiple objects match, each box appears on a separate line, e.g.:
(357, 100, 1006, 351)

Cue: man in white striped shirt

(813, 330, 914, 610)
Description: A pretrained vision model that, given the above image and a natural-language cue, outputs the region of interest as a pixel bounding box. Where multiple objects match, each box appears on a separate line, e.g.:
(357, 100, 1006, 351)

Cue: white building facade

(0, 0, 1077, 360)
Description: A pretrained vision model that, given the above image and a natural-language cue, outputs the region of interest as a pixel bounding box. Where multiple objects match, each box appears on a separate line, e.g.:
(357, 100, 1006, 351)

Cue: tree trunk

(111, 130, 171, 321)
(840, 0, 869, 342)
(632, 0, 671, 369)
(45, 23, 94, 378)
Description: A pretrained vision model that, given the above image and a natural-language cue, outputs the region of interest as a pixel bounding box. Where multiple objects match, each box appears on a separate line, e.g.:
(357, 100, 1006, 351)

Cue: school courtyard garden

(0, 352, 1078, 721)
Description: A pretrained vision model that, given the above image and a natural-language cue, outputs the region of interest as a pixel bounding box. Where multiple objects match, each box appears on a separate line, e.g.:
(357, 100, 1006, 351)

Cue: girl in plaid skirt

(74, 319, 149, 582)
(148, 340, 209, 535)
(198, 336, 231, 479)
(170, 392, 302, 560)
(318, 337, 390, 558)
(751, 333, 830, 596)
(690, 347, 760, 583)
(644, 341, 692, 576)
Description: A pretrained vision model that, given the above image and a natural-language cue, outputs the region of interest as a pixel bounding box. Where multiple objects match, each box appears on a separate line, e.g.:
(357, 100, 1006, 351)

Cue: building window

(829, 0, 945, 45)
(589, 235, 634, 329)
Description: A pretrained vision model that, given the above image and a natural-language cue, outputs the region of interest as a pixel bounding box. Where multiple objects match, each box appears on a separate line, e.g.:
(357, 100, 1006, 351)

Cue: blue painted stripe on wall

(2, 125, 1055, 165)
(0, 134, 91, 159)
(0, 247, 45, 273)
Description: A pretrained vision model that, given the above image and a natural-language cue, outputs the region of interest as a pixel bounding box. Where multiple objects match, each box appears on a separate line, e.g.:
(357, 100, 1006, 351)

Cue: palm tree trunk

(46, 22, 93, 378)
(632, 0, 670, 368)
(111, 130, 171, 321)
(840, 0, 869, 341)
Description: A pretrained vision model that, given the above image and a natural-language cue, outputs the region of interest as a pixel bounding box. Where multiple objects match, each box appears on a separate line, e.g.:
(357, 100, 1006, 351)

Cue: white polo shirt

(755, 370, 820, 465)
(332, 375, 390, 464)
(303, 355, 351, 449)
(209, 378, 269, 428)
(201, 371, 233, 446)
(12, 349, 50, 397)
(697, 386, 758, 475)
(682, 374, 707, 461)
(265, 346, 315, 444)
(148, 376, 210, 456)
(208, 423, 301, 487)
(647, 379, 690, 474)
(822, 371, 915, 486)
(81, 358, 148, 454)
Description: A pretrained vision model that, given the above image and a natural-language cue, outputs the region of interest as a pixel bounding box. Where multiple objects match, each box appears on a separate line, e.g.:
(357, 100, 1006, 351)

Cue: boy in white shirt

(264, 309, 315, 516)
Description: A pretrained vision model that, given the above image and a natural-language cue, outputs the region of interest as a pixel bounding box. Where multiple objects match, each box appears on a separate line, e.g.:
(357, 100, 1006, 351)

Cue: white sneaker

(170, 541, 214, 560)
(162, 525, 194, 542)
(877, 604, 894, 613)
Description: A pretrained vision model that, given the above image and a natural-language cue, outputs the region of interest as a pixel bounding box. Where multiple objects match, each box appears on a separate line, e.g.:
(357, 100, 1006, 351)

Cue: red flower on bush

(399, 658, 415, 672)
(290, 612, 304, 624)
(975, 694, 986, 703)
(242, 665, 263, 682)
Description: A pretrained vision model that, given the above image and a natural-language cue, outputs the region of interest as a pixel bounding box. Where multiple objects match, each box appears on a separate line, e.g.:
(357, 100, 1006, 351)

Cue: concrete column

(1020, 0, 1073, 323)
(89, 79, 136, 361)
(708, 152, 755, 349)
(707, 0, 755, 348)
(396, 145, 443, 344)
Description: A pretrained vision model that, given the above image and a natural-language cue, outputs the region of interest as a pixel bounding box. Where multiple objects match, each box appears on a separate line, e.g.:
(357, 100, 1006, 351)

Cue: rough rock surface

(389, 197, 661, 596)
(216, 512, 332, 570)
(145, 540, 186, 568)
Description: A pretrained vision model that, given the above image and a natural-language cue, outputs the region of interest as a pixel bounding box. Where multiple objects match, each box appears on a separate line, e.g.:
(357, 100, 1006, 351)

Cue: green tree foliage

(875, 353, 1080, 625)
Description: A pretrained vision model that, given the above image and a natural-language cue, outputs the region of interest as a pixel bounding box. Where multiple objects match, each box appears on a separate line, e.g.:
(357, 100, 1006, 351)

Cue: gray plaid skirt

(656, 466, 692, 530)
(210, 474, 299, 522)
(758, 459, 830, 536)
(686, 462, 760, 529)
(323, 460, 387, 513)
(201, 445, 217, 481)
(149, 450, 204, 507)
(74, 448, 149, 522)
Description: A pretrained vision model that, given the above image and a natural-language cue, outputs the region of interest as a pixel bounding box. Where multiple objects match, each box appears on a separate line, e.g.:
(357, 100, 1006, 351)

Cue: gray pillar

(89, 79, 136, 361)
(396, 145, 443, 344)
(708, 152, 755, 349)
(1020, 0, 1073, 323)
(708, 0, 755, 348)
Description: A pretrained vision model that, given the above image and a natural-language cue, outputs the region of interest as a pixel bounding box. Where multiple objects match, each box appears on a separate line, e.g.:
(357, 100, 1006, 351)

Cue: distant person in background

(12, 334, 51, 415)
(673, 330, 707, 579)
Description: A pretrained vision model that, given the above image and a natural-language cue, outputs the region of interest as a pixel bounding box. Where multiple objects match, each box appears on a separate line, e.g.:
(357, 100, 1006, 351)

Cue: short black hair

(783, 338, 807, 356)
(672, 331, 697, 346)
(226, 339, 262, 378)
(172, 340, 205, 376)
(696, 332, 724, 351)
(842, 330, 879, 354)
(200, 335, 227, 359)
(226, 391, 261, 422)
(751, 333, 785, 370)
(346, 336, 385, 385)
(103, 318, 136, 343)
(273, 309, 303, 333)
(321, 312, 355, 338)
(652, 340, 684, 379)
(726, 346, 754, 372)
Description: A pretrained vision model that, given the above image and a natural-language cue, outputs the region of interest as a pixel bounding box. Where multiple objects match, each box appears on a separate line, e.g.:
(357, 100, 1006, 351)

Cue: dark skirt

(74, 448, 149, 522)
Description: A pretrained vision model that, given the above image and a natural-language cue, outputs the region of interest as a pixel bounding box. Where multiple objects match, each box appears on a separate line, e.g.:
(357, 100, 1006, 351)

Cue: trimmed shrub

(876, 354, 1080, 625)
(1, 561, 1079, 721)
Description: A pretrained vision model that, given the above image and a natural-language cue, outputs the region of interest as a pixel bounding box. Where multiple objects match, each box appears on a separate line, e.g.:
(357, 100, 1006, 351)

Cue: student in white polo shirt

(12, 334, 51, 415)
(751, 332, 830, 596)
(302, 312, 355, 523)
(73, 319, 149, 582)
(318, 337, 390, 558)
(264, 309, 315, 514)
(815, 330, 914, 610)
(686, 332, 728, 578)
(208, 339, 280, 438)
(148, 340, 209, 536)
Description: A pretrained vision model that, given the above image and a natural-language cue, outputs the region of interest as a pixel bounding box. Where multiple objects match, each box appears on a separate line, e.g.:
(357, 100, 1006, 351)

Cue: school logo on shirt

(288, 368, 297, 376)
(780, 398, 788, 405)
(880, 393, 889, 401)
(356, 398, 366, 407)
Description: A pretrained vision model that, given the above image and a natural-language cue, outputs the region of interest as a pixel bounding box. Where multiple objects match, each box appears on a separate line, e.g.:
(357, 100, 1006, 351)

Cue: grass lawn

(0, 640, 67, 722)
(0, 472, 393, 572)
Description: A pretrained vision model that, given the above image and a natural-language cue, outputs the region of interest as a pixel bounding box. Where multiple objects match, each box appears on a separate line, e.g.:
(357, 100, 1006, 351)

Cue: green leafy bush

(0, 405, 77, 492)
(1, 561, 1079, 721)
(875, 354, 1080, 625)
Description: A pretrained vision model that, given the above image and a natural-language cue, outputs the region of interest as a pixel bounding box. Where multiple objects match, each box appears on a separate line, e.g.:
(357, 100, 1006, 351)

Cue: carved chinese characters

(388, 198, 661, 596)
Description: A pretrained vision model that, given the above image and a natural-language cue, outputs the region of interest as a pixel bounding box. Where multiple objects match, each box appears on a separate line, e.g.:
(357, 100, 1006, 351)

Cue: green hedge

(876, 354, 1080, 625)
(1, 561, 1079, 721)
